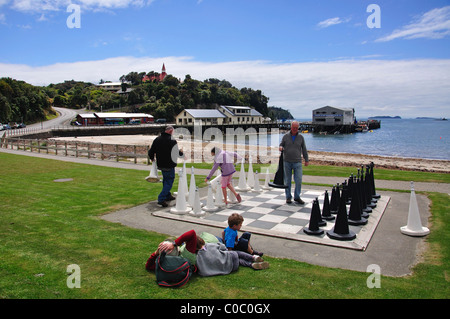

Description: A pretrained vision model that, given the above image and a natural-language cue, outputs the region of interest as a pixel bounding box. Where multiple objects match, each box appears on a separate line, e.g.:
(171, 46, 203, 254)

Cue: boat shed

(76, 112, 154, 126)
(312, 106, 355, 126)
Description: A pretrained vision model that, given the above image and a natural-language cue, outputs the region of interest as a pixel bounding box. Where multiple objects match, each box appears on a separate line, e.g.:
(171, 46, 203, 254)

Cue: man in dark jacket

(148, 126, 184, 207)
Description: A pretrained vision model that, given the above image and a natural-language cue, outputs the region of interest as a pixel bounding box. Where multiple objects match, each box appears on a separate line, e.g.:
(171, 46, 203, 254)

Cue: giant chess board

(153, 187, 390, 251)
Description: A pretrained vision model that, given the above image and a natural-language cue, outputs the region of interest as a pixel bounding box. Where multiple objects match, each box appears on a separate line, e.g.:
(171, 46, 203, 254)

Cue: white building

(312, 106, 355, 126)
(175, 105, 264, 126)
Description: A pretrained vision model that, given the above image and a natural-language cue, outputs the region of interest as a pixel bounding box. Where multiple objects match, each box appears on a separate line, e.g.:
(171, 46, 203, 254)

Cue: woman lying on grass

(145, 230, 269, 276)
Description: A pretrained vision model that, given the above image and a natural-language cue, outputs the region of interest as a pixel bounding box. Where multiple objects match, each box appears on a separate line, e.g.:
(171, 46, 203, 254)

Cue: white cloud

(1, 56, 449, 118)
(376, 6, 450, 42)
(6, 0, 153, 12)
(317, 17, 350, 28)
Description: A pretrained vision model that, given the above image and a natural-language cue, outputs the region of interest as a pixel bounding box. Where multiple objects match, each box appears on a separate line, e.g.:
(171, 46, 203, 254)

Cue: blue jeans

(158, 168, 175, 203)
(284, 161, 303, 200)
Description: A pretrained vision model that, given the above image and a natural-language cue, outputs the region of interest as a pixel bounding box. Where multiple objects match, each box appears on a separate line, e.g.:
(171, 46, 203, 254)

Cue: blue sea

(253, 118, 449, 160)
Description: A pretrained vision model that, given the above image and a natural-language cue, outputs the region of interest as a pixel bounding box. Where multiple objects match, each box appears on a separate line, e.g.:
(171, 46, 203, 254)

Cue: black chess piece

(326, 192, 356, 241)
(348, 178, 368, 226)
(303, 199, 325, 236)
(329, 184, 340, 214)
(321, 190, 335, 221)
(268, 151, 288, 189)
(369, 162, 381, 199)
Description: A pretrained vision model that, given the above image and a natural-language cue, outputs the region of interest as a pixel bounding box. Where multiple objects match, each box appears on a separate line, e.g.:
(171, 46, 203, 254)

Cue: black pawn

(346, 174, 353, 204)
(314, 198, 327, 227)
(370, 162, 381, 199)
(341, 180, 349, 205)
(329, 185, 340, 214)
(326, 192, 356, 241)
(321, 190, 335, 221)
(303, 199, 324, 236)
(354, 176, 370, 219)
(348, 179, 368, 226)
(358, 170, 372, 214)
(362, 165, 376, 209)
(268, 151, 289, 189)
(365, 165, 377, 204)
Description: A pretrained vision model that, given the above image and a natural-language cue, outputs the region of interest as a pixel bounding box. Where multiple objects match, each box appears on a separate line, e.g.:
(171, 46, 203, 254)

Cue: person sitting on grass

(204, 147, 242, 205)
(222, 213, 263, 257)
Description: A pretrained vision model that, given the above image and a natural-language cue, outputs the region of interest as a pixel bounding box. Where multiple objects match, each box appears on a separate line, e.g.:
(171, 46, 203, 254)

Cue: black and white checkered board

(152, 187, 390, 251)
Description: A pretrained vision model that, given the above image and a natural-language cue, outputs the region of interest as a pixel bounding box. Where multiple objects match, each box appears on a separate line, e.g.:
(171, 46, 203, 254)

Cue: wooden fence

(1, 136, 150, 165)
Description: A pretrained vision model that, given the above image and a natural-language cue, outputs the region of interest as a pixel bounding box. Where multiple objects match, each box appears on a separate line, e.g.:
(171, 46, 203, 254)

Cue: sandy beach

(49, 134, 450, 173)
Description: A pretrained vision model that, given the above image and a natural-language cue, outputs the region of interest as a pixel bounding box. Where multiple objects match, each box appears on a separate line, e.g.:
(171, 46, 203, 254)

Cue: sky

(0, 0, 449, 119)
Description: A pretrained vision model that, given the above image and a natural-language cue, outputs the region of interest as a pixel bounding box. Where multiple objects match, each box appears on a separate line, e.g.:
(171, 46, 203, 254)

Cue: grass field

(0, 152, 448, 299)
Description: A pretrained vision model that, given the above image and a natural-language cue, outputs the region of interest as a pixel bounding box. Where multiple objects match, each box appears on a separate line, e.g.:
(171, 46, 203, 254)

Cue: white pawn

(247, 156, 255, 188)
(252, 171, 262, 192)
(188, 166, 197, 207)
(262, 167, 271, 190)
(182, 162, 189, 198)
(228, 179, 238, 204)
(145, 160, 160, 182)
(400, 181, 430, 236)
(189, 187, 205, 217)
(170, 169, 192, 215)
(203, 183, 218, 212)
(215, 182, 225, 207)
(235, 157, 250, 192)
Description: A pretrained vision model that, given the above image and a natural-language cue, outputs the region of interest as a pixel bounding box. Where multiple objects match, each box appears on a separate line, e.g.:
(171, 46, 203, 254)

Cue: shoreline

(49, 134, 450, 173)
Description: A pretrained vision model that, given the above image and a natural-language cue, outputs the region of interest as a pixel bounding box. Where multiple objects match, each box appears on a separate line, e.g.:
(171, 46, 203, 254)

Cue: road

(27, 107, 84, 129)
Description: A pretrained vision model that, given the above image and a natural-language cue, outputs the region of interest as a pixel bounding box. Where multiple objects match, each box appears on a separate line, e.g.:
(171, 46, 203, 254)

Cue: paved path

(1, 147, 444, 277)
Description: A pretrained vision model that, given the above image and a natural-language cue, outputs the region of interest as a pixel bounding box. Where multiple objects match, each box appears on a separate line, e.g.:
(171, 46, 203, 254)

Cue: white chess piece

(252, 171, 262, 192)
(400, 181, 430, 236)
(169, 169, 192, 215)
(247, 156, 255, 188)
(235, 157, 250, 192)
(145, 160, 160, 182)
(262, 167, 271, 190)
(203, 183, 219, 212)
(188, 166, 196, 207)
(189, 187, 205, 217)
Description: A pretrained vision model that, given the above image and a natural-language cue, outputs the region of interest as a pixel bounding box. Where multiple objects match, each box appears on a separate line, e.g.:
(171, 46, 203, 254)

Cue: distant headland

(368, 116, 402, 119)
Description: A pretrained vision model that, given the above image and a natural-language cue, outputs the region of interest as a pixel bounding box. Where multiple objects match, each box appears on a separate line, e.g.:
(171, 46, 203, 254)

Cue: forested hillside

(1, 72, 292, 124)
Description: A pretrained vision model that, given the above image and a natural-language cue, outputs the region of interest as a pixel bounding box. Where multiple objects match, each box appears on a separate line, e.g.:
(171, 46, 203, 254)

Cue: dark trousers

(158, 168, 175, 203)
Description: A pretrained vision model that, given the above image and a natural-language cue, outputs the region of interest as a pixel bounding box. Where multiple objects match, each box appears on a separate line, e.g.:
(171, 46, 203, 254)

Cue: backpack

(155, 251, 196, 288)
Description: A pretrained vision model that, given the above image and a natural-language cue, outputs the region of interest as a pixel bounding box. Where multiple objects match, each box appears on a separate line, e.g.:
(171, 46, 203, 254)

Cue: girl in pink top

(205, 147, 242, 205)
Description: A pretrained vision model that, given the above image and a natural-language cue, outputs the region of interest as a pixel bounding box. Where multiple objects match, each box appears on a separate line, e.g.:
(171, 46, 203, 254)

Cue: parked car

(155, 118, 166, 124)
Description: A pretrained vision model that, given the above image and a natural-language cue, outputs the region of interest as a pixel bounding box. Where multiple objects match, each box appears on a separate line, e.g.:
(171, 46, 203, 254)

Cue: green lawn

(0, 152, 448, 299)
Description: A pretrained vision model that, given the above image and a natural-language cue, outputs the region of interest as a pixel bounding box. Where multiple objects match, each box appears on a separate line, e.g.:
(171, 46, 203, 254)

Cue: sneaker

(252, 261, 270, 270)
(294, 198, 305, 204)
(286, 198, 292, 204)
(166, 195, 176, 201)
(236, 194, 242, 203)
(157, 201, 168, 207)
(253, 255, 264, 262)
(253, 250, 264, 257)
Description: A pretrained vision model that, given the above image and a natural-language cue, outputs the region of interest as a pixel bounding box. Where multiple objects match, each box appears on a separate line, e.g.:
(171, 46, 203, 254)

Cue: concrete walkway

(1, 147, 443, 276)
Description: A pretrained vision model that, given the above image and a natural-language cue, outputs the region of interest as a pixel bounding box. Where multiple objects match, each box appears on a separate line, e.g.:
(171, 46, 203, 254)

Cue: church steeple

(160, 63, 167, 81)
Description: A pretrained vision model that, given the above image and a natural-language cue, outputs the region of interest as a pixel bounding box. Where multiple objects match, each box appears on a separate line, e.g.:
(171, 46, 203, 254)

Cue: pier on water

(274, 120, 381, 134)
